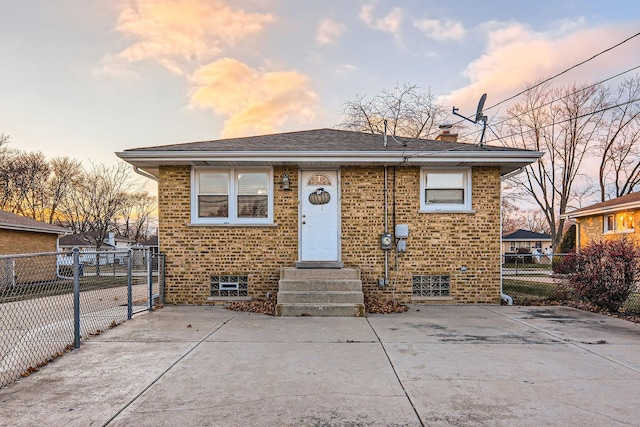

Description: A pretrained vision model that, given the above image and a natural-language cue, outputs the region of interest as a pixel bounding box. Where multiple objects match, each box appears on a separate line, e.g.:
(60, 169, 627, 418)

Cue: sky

(1, 0, 640, 172)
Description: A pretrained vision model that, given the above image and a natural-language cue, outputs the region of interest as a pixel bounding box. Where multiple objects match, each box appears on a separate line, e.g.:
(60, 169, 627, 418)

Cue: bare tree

(501, 81, 607, 250)
(45, 157, 84, 224)
(597, 75, 640, 201)
(338, 83, 448, 139)
(117, 191, 157, 242)
(0, 150, 50, 220)
(77, 163, 135, 248)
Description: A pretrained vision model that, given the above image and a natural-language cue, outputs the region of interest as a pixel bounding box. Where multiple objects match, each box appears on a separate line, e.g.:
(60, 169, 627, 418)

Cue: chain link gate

(0, 248, 164, 389)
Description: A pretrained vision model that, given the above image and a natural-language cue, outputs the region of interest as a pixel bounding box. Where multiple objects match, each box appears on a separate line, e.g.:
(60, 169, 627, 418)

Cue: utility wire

(483, 96, 640, 145)
(483, 31, 640, 112)
(459, 63, 640, 140)
(450, 30, 640, 126)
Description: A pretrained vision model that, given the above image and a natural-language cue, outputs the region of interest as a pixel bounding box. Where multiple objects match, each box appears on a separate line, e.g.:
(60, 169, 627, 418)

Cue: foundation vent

(211, 275, 248, 297)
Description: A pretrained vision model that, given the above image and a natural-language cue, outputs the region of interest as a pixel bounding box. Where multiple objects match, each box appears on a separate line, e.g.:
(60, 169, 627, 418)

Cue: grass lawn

(502, 278, 565, 302)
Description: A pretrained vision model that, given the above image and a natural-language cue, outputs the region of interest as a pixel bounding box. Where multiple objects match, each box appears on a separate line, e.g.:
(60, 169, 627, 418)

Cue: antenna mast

(452, 93, 488, 148)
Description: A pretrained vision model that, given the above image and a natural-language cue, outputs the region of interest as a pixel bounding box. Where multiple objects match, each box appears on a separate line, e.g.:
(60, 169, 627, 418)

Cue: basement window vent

(413, 275, 450, 297)
(211, 275, 248, 297)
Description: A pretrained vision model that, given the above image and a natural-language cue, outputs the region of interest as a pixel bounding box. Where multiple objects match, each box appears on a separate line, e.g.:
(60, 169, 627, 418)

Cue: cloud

(440, 22, 640, 118)
(359, 5, 402, 33)
(316, 19, 346, 45)
(101, 0, 318, 137)
(190, 58, 318, 137)
(113, 0, 274, 74)
(414, 18, 465, 41)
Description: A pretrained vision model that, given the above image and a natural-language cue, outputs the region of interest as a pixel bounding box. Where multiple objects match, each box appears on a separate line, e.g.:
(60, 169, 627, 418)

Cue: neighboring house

(0, 210, 68, 255)
(117, 128, 542, 310)
(0, 210, 68, 284)
(136, 235, 158, 253)
(501, 229, 552, 255)
(59, 232, 133, 265)
(564, 192, 640, 248)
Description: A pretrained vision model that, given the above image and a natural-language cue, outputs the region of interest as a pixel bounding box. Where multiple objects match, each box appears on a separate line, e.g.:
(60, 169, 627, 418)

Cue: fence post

(127, 249, 133, 320)
(147, 249, 153, 312)
(73, 247, 81, 349)
(159, 254, 165, 305)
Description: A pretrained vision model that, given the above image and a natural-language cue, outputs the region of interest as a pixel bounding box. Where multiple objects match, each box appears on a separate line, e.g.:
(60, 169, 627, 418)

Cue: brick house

(117, 128, 541, 315)
(0, 210, 68, 284)
(564, 192, 640, 248)
(0, 210, 68, 255)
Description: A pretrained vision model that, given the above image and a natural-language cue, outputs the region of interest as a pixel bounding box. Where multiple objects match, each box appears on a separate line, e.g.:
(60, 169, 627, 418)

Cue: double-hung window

(420, 168, 472, 212)
(192, 168, 273, 224)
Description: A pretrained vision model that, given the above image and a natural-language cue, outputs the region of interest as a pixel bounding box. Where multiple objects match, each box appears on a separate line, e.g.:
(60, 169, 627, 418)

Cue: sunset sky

(1, 0, 639, 169)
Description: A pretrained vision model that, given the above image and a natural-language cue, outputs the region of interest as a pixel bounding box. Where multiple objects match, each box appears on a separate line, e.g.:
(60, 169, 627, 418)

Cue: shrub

(552, 251, 577, 274)
(569, 238, 640, 313)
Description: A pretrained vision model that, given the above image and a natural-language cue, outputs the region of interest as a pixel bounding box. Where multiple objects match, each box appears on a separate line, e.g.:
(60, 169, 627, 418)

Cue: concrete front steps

(275, 267, 365, 317)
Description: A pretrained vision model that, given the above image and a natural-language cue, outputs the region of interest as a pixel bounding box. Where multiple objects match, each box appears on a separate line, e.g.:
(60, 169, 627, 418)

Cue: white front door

(300, 170, 340, 261)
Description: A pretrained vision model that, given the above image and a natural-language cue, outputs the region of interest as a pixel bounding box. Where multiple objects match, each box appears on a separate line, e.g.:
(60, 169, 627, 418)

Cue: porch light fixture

(281, 173, 291, 191)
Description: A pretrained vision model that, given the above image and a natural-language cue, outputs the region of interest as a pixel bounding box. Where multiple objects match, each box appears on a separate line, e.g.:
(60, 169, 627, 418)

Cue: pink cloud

(190, 58, 317, 137)
(441, 23, 640, 118)
(113, 0, 273, 73)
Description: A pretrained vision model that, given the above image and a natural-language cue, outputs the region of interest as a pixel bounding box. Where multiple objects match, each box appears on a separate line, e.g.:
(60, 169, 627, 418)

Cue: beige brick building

(564, 192, 640, 248)
(0, 210, 69, 284)
(118, 129, 542, 306)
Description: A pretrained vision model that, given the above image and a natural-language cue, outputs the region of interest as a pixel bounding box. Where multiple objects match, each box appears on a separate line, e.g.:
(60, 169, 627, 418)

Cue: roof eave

(565, 201, 640, 219)
(0, 223, 68, 235)
(116, 150, 543, 178)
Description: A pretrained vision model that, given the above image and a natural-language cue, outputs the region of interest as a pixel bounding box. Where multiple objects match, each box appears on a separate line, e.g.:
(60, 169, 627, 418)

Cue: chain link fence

(0, 248, 164, 389)
(502, 253, 640, 314)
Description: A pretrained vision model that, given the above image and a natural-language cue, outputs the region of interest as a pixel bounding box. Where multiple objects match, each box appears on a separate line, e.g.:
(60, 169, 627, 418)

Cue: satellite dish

(451, 93, 489, 148)
(475, 93, 487, 123)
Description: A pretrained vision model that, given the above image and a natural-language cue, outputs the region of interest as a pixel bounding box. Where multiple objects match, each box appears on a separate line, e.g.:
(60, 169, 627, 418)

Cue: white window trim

(191, 167, 274, 225)
(420, 167, 472, 212)
(603, 213, 635, 234)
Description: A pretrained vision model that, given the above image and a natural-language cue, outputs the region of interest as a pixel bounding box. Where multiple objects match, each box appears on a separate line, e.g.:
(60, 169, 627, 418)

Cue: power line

(483, 31, 640, 113)
(450, 30, 640, 127)
(459, 63, 640, 140)
(483, 96, 640, 145)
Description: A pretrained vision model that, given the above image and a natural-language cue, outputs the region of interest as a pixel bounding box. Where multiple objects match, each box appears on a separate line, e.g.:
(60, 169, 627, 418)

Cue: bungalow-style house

(563, 192, 640, 248)
(0, 210, 68, 285)
(501, 229, 552, 256)
(117, 128, 542, 315)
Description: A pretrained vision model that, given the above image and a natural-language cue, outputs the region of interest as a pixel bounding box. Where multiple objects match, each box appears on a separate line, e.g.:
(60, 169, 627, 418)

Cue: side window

(604, 212, 635, 233)
(420, 168, 471, 212)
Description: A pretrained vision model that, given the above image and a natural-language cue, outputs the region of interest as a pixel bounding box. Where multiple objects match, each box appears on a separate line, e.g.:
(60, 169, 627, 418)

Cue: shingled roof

(565, 192, 640, 218)
(502, 229, 552, 241)
(0, 210, 68, 235)
(123, 128, 527, 153)
(116, 128, 543, 178)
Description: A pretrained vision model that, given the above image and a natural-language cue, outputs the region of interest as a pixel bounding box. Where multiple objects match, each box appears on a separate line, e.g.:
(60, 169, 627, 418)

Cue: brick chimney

(436, 124, 458, 142)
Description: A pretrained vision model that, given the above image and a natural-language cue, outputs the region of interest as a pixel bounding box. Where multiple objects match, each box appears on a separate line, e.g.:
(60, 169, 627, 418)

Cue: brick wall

(0, 229, 59, 255)
(577, 210, 640, 247)
(0, 230, 60, 283)
(158, 165, 502, 304)
(341, 166, 501, 304)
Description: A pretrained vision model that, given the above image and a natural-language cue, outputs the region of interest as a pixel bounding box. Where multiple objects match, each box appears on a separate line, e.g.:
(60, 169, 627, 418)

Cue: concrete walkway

(0, 305, 639, 426)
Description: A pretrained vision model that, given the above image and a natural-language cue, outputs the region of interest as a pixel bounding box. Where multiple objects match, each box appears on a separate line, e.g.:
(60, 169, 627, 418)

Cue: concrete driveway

(0, 305, 638, 426)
